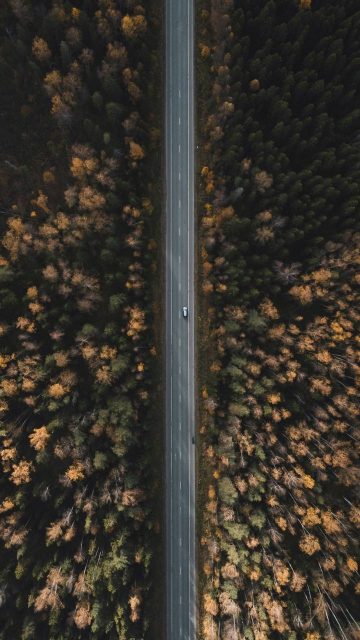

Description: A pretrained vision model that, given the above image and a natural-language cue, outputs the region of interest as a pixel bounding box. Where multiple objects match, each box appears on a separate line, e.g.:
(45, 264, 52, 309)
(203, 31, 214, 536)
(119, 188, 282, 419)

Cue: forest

(0, 0, 359, 638)
(199, 1, 360, 639)
(0, 1, 160, 638)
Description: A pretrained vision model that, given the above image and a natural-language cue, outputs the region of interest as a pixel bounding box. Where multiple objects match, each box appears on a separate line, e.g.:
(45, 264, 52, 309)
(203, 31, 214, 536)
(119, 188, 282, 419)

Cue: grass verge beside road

(196, 2, 216, 637)
(145, 1, 165, 638)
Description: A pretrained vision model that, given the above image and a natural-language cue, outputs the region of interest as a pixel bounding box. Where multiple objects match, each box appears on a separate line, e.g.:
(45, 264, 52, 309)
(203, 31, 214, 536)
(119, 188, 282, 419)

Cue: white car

(182, 306, 188, 318)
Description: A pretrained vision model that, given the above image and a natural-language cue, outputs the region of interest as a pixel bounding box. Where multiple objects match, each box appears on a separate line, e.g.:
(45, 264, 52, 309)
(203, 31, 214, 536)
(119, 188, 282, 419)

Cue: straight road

(165, 0, 195, 637)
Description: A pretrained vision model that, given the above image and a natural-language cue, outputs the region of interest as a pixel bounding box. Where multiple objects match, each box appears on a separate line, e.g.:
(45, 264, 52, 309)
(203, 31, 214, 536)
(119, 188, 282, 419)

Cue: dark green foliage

(209, 0, 360, 306)
(0, 1, 158, 638)
(200, 1, 360, 638)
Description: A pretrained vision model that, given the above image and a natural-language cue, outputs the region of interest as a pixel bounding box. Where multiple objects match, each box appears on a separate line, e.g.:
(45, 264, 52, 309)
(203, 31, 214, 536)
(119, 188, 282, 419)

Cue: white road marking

(187, 0, 195, 637)
(168, 1, 173, 632)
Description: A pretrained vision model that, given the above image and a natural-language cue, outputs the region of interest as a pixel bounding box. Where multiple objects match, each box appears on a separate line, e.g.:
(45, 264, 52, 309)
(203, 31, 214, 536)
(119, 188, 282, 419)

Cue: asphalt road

(165, 0, 196, 637)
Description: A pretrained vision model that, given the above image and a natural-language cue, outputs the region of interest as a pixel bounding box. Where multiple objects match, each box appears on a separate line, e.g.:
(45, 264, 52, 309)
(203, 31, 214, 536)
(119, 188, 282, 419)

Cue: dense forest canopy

(199, 1, 360, 639)
(0, 1, 159, 638)
(0, 0, 359, 638)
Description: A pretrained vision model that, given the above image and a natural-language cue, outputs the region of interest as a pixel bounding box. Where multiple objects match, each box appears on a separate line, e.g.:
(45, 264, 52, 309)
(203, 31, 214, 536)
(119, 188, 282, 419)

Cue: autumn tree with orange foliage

(0, 0, 159, 637)
(199, 0, 360, 638)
